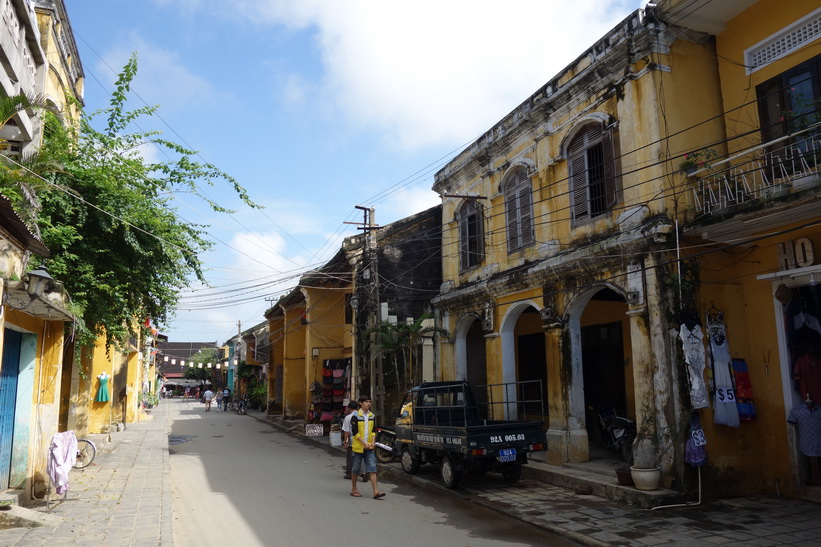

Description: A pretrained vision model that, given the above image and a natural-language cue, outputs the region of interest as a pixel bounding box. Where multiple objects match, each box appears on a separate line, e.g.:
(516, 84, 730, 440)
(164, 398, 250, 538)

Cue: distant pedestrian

(215, 388, 223, 412)
(341, 400, 360, 479)
(222, 388, 231, 411)
(160, 385, 166, 399)
(203, 388, 214, 411)
(350, 395, 385, 499)
(185, 387, 190, 400)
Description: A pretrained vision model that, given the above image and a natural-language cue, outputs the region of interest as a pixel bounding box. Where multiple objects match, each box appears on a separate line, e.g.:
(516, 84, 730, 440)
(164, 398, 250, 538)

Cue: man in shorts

(203, 388, 214, 411)
(349, 395, 385, 499)
(341, 400, 360, 479)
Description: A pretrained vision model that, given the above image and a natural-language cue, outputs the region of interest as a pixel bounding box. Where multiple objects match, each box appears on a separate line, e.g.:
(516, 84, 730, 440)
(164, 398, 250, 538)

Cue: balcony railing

(687, 131, 821, 217)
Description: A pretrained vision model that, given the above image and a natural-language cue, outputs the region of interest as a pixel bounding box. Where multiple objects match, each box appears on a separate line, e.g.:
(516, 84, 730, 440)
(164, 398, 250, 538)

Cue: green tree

(368, 313, 447, 408)
(35, 55, 257, 347)
(0, 90, 62, 220)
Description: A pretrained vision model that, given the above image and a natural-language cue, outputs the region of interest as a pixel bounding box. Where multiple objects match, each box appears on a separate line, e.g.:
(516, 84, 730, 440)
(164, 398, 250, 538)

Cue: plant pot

(630, 466, 661, 491)
(615, 466, 634, 487)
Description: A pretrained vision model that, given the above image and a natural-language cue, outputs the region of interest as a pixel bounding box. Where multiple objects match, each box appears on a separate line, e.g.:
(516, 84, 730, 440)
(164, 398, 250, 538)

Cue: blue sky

(67, 0, 647, 343)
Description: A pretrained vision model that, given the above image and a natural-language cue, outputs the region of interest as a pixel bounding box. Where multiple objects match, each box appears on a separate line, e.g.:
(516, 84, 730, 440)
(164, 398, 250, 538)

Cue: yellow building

(0, 0, 80, 504)
(431, 0, 821, 500)
(266, 249, 353, 421)
(669, 0, 821, 501)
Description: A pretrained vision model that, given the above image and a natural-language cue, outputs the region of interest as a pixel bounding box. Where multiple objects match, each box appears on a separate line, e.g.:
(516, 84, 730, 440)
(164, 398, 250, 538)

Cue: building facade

(431, 0, 821, 500)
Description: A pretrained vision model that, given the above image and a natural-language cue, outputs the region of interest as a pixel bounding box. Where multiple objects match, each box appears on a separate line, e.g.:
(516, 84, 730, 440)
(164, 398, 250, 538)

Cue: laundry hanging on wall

(732, 358, 756, 421)
(679, 322, 710, 410)
(706, 308, 740, 428)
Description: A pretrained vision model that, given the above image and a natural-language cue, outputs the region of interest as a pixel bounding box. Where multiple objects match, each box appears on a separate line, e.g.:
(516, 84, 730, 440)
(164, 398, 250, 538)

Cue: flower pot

(630, 466, 661, 491)
(615, 466, 634, 487)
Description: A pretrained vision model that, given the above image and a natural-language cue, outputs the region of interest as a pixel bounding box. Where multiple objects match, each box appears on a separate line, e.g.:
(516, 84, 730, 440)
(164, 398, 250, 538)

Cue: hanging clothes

(706, 312, 740, 428)
(684, 414, 707, 466)
(47, 431, 77, 495)
(787, 402, 821, 457)
(793, 352, 821, 404)
(679, 324, 710, 409)
(96, 374, 110, 403)
(732, 359, 756, 421)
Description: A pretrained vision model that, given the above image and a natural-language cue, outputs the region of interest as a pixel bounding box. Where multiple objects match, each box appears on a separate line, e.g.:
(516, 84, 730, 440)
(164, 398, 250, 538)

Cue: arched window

(504, 167, 534, 252)
(568, 122, 618, 223)
(458, 199, 484, 271)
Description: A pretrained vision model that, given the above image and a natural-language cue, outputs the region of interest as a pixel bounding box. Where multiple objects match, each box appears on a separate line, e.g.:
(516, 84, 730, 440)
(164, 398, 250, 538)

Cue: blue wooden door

(0, 329, 22, 490)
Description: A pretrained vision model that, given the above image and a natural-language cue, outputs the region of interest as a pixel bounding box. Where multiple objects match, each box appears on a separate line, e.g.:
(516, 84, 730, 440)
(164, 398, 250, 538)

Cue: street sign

(305, 424, 324, 436)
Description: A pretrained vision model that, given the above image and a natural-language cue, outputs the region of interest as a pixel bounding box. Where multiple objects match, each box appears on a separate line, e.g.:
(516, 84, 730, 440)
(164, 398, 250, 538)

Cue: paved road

(168, 399, 574, 546)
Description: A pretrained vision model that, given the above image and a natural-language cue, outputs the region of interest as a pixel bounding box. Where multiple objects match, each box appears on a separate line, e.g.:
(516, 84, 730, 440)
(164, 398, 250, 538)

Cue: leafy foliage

(367, 313, 447, 408)
(33, 55, 257, 347)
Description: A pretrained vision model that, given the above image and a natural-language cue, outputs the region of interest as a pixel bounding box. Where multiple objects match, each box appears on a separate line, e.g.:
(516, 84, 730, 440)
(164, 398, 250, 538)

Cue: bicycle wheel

(73, 439, 97, 469)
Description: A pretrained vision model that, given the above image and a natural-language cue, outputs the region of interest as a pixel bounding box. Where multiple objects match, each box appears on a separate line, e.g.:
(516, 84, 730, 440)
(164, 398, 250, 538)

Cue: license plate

(498, 448, 517, 462)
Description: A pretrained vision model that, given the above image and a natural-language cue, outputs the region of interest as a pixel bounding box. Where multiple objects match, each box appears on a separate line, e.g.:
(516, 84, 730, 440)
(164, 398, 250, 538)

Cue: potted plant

(141, 392, 159, 409)
(249, 386, 267, 410)
(630, 403, 671, 491)
(679, 147, 718, 175)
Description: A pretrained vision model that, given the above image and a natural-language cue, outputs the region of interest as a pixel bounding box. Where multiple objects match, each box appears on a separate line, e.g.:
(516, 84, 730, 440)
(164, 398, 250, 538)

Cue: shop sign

(776, 238, 815, 270)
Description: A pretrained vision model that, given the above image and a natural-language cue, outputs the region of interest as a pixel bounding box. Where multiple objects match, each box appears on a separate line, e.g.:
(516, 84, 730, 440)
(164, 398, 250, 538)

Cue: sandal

(373, 492, 385, 499)
(350, 492, 362, 497)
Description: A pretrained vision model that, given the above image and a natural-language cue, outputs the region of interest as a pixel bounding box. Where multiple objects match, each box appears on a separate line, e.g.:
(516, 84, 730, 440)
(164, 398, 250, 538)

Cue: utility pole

(354, 205, 383, 418)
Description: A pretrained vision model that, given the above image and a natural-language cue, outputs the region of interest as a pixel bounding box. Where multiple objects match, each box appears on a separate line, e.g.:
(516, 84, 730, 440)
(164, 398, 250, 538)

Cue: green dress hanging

(96, 375, 110, 402)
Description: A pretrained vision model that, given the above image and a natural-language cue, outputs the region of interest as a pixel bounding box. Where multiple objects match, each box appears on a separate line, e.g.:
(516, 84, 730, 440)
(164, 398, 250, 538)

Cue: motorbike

(237, 397, 248, 415)
(590, 404, 636, 462)
(374, 427, 396, 463)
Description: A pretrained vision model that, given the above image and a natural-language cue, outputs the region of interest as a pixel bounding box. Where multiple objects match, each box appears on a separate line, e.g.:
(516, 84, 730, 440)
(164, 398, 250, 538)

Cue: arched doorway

(576, 287, 634, 459)
(500, 302, 548, 420)
(454, 315, 489, 381)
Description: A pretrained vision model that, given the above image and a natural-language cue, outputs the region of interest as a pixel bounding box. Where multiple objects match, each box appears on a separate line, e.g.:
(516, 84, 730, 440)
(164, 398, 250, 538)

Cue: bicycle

(73, 438, 97, 469)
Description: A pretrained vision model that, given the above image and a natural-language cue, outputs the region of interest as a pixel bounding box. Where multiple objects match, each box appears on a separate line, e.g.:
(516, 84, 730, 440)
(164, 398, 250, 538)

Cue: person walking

(222, 387, 231, 411)
(349, 395, 385, 499)
(341, 400, 360, 479)
(203, 388, 214, 412)
(215, 388, 223, 412)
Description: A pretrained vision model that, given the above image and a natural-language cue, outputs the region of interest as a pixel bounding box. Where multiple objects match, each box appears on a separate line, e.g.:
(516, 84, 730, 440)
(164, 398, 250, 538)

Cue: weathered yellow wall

(86, 342, 114, 434)
(717, 1, 819, 152)
(268, 315, 284, 405)
(282, 304, 307, 417)
(694, 226, 820, 496)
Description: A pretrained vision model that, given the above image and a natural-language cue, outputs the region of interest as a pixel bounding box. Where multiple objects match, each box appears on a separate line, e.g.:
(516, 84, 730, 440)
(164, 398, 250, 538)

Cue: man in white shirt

(203, 388, 214, 412)
(341, 400, 359, 479)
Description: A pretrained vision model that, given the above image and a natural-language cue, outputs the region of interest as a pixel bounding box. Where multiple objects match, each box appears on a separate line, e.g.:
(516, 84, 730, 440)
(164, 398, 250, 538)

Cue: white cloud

(231, 0, 644, 150)
(96, 33, 222, 112)
(379, 186, 442, 222)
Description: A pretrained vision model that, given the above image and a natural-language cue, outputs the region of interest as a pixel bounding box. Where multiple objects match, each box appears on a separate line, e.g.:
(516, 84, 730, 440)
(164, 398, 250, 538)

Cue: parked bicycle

(73, 438, 97, 469)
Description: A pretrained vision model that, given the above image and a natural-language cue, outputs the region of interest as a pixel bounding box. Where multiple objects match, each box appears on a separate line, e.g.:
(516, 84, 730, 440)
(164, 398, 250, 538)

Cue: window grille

(745, 9, 821, 74)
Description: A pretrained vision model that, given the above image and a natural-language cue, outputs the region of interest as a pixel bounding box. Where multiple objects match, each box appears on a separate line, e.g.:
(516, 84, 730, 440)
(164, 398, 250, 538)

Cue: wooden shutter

(602, 128, 617, 210)
(570, 151, 588, 220)
(518, 177, 534, 246)
(459, 207, 470, 269)
(505, 180, 519, 250)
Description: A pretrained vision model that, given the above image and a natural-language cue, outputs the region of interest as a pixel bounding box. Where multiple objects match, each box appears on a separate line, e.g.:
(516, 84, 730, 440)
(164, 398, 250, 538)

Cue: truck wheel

(501, 462, 522, 483)
(441, 456, 462, 489)
(401, 447, 420, 475)
(375, 445, 395, 464)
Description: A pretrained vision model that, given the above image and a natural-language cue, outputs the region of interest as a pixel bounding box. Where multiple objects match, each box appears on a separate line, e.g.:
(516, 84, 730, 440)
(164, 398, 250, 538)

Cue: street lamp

(25, 264, 52, 298)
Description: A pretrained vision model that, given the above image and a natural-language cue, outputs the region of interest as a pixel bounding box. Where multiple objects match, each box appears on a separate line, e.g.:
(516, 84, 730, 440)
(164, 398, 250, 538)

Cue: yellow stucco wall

(282, 304, 307, 417)
(717, 1, 819, 153)
(85, 342, 114, 434)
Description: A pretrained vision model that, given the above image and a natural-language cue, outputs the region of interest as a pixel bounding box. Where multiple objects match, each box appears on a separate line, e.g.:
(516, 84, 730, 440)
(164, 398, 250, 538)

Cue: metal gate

(0, 329, 22, 490)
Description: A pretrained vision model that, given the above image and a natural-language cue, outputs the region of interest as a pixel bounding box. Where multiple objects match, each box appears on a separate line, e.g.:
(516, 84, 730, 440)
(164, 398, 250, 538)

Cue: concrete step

(523, 459, 683, 509)
(0, 489, 24, 507)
